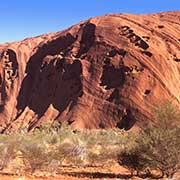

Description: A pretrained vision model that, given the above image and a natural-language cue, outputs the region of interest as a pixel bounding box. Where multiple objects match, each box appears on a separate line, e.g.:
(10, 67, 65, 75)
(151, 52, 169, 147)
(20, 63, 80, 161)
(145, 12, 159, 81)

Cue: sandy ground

(0, 163, 179, 180)
(0, 164, 146, 180)
(0, 175, 146, 180)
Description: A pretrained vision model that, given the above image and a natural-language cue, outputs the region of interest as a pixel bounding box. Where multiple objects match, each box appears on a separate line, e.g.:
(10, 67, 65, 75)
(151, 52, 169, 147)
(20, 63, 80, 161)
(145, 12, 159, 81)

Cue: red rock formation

(0, 11, 180, 132)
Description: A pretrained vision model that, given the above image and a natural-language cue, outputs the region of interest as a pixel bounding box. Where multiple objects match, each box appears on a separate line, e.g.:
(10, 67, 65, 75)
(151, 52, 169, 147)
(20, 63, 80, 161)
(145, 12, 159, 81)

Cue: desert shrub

(20, 142, 50, 173)
(85, 128, 127, 146)
(84, 129, 131, 165)
(154, 101, 180, 129)
(118, 102, 180, 178)
(57, 122, 75, 141)
(0, 121, 134, 174)
(0, 141, 17, 170)
(33, 121, 61, 134)
(117, 131, 145, 176)
(48, 128, 128, 166)
(88, 145, 121, 165)
(51, 139, 88, 166)
(0, 134, 22, 171)
(44, 134, 59, 145)
(118, 150, 148, 177)
(139, 127, 180, 178)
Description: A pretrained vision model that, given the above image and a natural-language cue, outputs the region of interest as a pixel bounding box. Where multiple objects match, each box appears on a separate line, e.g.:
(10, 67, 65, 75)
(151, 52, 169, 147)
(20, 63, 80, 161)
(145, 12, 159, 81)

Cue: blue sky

(0, 0, 180, 44)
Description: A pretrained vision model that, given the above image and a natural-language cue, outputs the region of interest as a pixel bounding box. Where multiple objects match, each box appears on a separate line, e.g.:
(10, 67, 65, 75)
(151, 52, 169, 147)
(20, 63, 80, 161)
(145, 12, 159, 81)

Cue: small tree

(118, 150, 148, 177)
(137, 127, 180, 178)
(118, 102, 180, 178)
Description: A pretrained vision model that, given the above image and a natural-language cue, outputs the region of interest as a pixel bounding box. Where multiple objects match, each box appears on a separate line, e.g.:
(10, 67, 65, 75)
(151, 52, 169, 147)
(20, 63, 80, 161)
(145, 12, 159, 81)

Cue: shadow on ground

(62, 171, 132, 179)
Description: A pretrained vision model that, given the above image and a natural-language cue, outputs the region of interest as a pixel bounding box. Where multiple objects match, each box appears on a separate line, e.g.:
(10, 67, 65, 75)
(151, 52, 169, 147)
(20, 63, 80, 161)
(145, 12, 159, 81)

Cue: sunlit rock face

(0, 11, 180, 132)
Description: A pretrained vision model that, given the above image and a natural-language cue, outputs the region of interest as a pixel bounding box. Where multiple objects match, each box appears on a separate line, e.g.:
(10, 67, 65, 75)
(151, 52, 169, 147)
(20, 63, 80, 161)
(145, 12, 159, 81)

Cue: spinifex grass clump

(20, 143, 49, 173)
(0, 122, 128, 175)
(0, 136, 18, 170)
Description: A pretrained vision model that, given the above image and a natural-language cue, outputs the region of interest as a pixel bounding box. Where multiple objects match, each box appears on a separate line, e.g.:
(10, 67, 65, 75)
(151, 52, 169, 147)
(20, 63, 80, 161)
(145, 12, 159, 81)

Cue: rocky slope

(0, 11, 180, 132)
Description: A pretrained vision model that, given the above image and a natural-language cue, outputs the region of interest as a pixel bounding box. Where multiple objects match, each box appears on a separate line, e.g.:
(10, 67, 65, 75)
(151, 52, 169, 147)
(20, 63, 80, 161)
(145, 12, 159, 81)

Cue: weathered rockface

(0, 11, 180, 132)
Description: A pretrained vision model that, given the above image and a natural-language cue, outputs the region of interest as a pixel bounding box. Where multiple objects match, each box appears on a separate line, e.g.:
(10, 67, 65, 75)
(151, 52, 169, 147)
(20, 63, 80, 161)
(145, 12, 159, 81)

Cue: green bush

(154, 101, 180, 129)
(118, 102, 180, 178)
(139, 127, 180, 178)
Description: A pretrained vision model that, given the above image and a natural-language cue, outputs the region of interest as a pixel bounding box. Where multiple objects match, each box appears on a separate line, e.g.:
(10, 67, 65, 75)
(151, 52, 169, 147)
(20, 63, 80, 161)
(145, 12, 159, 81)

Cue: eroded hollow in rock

(100, 64, 126, 89)
(117, 109, 136, 130)
(144, 89, 151, 95)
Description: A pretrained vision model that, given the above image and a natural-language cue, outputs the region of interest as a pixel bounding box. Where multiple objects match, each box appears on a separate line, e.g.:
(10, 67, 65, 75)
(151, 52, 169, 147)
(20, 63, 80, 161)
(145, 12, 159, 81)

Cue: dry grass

(0, 124, 129, 176)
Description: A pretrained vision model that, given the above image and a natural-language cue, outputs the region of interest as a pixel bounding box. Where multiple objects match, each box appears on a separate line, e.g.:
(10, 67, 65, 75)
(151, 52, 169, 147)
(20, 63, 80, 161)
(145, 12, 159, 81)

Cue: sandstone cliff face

(0, 11, 180, 132)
